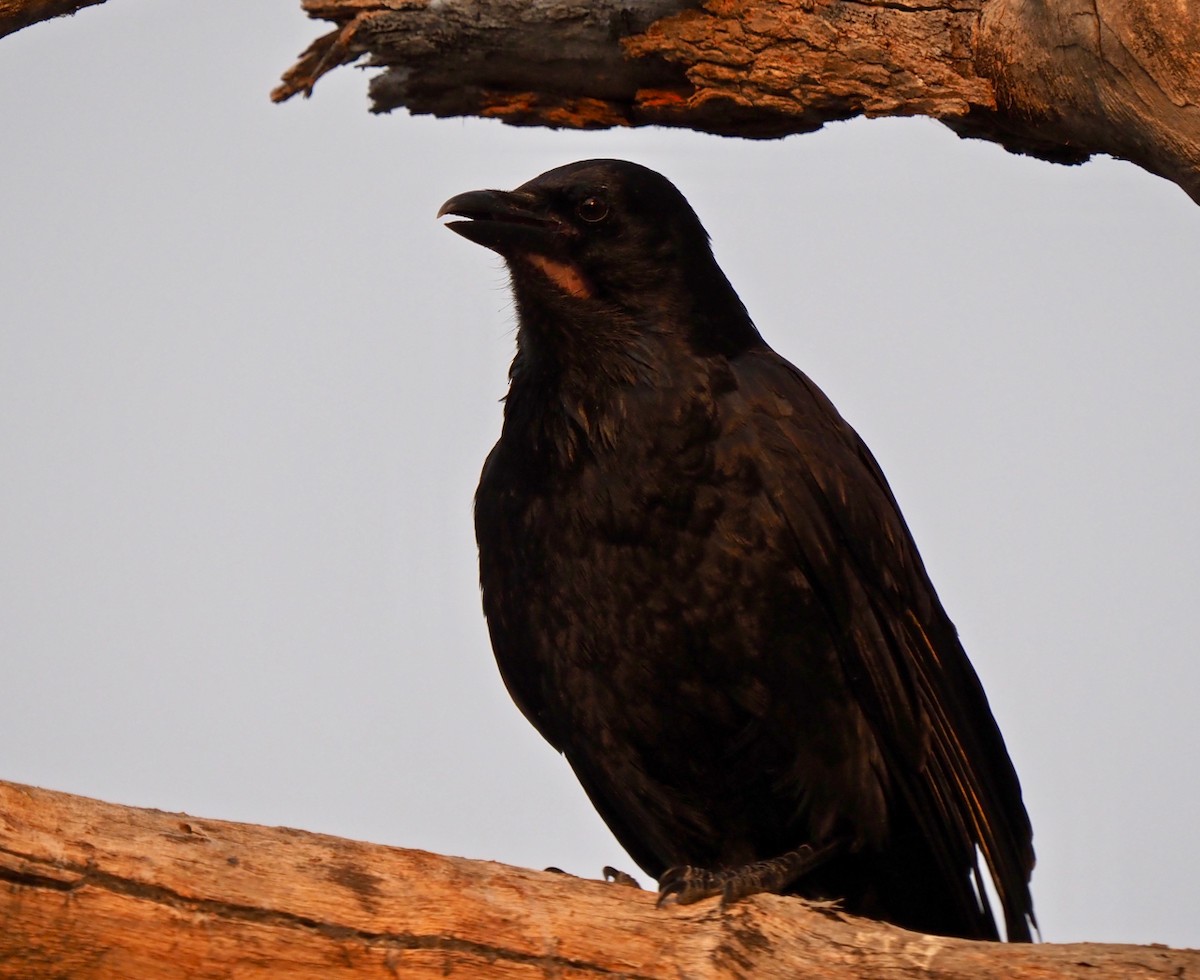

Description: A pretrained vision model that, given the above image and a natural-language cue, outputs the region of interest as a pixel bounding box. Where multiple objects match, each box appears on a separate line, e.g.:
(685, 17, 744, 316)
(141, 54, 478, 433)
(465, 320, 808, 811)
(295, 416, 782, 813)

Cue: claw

(603, 866, 642, 888)
(656, 865, 725, 906)
(656, 840, 846, 909)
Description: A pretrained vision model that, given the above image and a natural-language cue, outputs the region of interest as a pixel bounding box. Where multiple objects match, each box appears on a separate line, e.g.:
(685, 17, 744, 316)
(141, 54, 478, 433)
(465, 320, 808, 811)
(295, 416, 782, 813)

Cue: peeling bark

(2, 779, 1199, 978)
(273, 0, 1200, 204)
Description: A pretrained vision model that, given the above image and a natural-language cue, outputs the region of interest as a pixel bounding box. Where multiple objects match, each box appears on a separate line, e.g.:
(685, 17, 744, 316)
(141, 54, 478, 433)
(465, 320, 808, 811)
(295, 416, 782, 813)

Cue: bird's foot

(603, 866, 642, 888)
(544, 866, 642, 889)
(656, 865, 731, 906)
(657, 840, 843, 908)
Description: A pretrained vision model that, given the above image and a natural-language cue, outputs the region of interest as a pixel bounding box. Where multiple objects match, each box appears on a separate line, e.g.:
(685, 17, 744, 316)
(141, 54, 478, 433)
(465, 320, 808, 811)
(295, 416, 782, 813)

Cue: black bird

(439, 159, 1035, 941)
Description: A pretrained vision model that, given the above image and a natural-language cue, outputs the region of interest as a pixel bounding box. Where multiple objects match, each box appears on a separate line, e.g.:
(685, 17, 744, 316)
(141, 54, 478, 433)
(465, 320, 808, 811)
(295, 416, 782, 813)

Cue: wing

(729, 347, 1036, 941)
(474, 436, 566, 750)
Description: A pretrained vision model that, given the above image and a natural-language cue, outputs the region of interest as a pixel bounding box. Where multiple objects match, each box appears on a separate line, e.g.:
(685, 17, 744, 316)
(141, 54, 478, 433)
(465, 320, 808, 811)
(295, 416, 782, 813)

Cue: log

(272, 0, 1200, 205)
(1, 779, 1196, 978)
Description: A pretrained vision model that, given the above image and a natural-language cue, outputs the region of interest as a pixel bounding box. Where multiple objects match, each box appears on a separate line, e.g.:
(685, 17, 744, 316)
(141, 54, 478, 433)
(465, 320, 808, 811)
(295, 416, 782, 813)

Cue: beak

(437, 189, 563, 255)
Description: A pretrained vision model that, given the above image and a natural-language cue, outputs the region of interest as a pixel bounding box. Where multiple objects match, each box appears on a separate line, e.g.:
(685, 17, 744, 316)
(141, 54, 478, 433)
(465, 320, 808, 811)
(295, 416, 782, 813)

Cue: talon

(719, 881, 735, 908)
(603, 866, 642, 888)
(656, 864, 726, 906)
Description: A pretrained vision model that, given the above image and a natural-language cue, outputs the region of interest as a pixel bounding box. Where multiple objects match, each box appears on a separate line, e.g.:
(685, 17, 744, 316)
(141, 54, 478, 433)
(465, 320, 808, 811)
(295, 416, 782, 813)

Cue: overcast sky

(2, 0, 1198, 951)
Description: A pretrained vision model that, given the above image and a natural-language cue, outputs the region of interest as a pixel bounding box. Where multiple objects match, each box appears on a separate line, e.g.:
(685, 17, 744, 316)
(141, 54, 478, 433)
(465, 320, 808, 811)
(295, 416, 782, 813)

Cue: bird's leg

(657, 839, 844, 907)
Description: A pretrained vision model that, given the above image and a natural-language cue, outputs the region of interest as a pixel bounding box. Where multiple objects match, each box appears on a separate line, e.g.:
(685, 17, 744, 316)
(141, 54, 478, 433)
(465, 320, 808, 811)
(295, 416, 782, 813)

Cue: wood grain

(272, 0, 1200, 205)
(2, 779, 1197, 978)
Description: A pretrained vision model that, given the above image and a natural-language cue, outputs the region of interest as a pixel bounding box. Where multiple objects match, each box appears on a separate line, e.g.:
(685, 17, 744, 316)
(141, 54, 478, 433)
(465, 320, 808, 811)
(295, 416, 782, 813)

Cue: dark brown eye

(576, 196, 609, 223)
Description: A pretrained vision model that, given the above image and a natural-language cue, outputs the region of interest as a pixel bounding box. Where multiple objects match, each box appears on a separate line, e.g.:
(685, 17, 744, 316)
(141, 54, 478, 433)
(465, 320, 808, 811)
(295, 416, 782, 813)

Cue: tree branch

(0, 0, 106, 39)
(1, 779, 1196, 977)
(273, 0, 1200, 205)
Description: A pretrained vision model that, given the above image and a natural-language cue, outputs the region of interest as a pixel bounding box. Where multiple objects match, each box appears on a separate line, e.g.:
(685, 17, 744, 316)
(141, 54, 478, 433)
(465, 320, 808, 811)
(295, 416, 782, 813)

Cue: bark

(0, 0, 104, 39)
(273, 0, 1200, 205)
(1, 779, 1196, 979)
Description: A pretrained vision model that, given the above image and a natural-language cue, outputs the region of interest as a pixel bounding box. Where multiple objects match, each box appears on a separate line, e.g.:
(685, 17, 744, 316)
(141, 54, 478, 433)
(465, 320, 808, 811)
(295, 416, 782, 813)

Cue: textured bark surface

(274, 0, 1200, 204)
(0, 0, 105, 38)
(2, 779, 1198, 978)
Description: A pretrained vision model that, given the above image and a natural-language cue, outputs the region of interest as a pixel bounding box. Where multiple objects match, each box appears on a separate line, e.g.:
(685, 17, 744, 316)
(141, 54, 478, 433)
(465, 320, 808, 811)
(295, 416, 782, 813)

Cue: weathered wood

(273, 0, 1200, 205)
(3, 0, 1194, 203)
(0, 0, 105, 39)
(1, 779, 1196, 978)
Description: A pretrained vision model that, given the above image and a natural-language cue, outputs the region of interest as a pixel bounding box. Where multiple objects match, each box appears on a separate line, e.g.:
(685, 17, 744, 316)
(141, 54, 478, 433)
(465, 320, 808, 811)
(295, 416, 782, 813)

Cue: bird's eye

(576, 196, 609, 223)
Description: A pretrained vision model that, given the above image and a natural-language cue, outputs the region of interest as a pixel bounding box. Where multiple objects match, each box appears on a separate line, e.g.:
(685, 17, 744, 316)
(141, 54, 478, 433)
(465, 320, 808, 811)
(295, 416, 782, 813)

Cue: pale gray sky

(2, 0, 1198, 949)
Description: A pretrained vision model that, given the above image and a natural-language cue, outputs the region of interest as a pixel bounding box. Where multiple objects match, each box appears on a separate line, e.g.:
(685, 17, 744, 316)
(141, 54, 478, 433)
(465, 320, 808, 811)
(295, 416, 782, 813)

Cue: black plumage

(439, 159, 1036, 941)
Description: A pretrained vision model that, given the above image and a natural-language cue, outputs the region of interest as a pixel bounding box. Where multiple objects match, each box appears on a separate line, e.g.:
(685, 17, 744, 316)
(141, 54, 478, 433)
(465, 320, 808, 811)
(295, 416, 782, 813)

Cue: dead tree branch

(1, 779, 1196, 978)
(273, 0, 1200, 205)
(0, 0, 105, 39)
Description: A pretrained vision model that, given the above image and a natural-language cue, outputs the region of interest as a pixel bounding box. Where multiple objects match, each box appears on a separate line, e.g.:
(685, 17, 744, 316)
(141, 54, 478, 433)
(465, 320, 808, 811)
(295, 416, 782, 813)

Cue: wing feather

(732, 348, 1035, 940)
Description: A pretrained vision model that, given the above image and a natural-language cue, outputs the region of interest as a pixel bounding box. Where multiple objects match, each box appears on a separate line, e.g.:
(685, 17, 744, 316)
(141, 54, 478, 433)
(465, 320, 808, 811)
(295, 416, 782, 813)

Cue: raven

(439, 159, 1035, 941)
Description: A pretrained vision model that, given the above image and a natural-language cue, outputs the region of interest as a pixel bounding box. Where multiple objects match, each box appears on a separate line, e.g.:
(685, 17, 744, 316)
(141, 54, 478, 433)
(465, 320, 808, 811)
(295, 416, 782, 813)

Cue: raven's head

(439, 159, 761, 358)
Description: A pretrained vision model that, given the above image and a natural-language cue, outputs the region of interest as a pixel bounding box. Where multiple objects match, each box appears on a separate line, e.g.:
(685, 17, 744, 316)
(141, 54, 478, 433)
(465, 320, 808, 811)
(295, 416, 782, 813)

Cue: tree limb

(273, 0, 1200, 205)
(0, 0, 105, 39)
(1, 779, 1196, 978)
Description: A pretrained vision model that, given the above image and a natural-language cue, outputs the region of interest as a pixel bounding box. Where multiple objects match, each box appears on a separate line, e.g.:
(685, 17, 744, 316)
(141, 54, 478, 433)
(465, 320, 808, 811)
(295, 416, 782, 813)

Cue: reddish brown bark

(0, 0, 104, 39)
(273, 0, 1200, 205)
(2, 779, 1198, 978)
